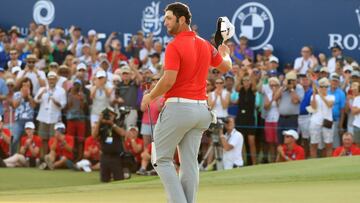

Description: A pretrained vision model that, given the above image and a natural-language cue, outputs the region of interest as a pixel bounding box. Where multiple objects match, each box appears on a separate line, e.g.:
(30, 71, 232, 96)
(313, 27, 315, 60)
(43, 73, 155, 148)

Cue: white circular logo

(33, 0, 55, 25)
(232, 2, 274, 50)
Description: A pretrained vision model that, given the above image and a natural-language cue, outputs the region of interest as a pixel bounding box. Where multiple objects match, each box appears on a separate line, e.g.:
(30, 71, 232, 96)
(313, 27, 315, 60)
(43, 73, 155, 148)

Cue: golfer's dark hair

(165, 2, 192, 25)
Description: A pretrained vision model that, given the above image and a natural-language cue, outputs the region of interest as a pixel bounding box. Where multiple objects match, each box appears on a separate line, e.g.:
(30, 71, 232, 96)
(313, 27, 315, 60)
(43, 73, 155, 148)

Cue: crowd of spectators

(0, 22, 360, 176)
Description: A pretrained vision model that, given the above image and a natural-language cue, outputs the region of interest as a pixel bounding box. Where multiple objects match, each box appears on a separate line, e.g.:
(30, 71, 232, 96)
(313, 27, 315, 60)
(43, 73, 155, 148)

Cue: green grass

(1, 157, 360, 203)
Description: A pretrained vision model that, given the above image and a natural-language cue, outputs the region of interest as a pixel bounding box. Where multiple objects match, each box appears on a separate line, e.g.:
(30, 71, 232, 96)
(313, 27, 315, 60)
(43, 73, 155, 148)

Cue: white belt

(166, 97, 207, 104)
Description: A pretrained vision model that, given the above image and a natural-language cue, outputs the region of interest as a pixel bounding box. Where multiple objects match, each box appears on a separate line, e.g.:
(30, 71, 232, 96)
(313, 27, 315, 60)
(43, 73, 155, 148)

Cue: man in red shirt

(105, 33, 128, 72)
(0, 116, 11, 159)
(124, 125, 143, 163)
(2, 122, 41, 167)
(141, 3, 231, 203)
(75, 135, 101, 172)
(276, 130, 305, 162)
(40, 122, 74, 170)
(333, 132, 360, 156)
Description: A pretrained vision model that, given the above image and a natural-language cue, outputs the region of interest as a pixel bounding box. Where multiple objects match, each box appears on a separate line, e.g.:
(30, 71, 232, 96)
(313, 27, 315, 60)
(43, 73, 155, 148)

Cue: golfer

(141, 2, 232, 203)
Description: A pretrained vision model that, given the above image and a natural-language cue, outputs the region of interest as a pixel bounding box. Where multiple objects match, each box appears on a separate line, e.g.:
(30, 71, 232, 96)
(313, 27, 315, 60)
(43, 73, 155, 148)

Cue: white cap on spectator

(54, 122, 66, 131)
(96, 69, 106, 78)
(320, 67, 329, 73)
(77, 63, 87, 71)
(344, 65, 353, 73)
(47, 71, 58, 78)
(88, 29, 96, 36)
(82, 43, 90, 48)
(282, 129, 299, 140)
(269, 56, 279, 63)
(112, 74, 121, 82)
(6, 78, 15, 85)
(127, 125, 139, 131)
(352, 71, 360, 78)
(268, 77, 280, 85)
(25, 122, 35, 129)
(11, 66, 21, 74)
(0, 116, 2, 122)
(120, 66, 131, 74)
(330, 72, 340, 81)
(263, 44, 274, 51)
(318, 77, 330, 86)
(285, 71, 297, 80)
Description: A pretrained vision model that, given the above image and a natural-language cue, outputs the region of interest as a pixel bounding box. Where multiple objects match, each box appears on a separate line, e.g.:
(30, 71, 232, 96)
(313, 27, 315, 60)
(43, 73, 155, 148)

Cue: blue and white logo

(33, 0, 55, 26)
(232, 2, 274, 50)
(141, 1, 164, 36)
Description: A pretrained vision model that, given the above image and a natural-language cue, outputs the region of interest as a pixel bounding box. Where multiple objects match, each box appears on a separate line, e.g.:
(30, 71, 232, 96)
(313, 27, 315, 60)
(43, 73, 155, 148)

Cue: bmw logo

(232, 2, 274, 50)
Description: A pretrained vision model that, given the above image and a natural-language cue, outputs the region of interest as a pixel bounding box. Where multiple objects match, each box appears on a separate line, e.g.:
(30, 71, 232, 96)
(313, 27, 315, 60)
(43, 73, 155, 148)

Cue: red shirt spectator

(20, 135, 42, 158)
(0, 128, 11, 156)
(48, 135, 74, 160)
(84, 136, 101, 161)
(280, 144, 305, 161)
(333, 145, 360, 156)
(124, 137, 143, 163)
(107, 51, 128, 72)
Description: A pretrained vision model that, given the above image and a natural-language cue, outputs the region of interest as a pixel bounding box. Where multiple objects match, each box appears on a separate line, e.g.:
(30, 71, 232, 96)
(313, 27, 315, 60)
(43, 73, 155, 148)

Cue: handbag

(322, 119, 333, 129)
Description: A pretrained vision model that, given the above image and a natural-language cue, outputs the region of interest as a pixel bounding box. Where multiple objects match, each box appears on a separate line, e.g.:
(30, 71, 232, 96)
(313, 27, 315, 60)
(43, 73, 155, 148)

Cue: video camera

(207, 118, 229, 144)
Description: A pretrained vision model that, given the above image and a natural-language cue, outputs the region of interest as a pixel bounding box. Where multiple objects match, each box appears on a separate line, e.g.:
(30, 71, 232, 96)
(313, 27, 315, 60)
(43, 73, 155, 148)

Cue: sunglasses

(345, 70, 352, 74)
(215, 82, 224, 84)
(152, 78, 160, 82)
(27, 61, 36, 64)
(285, 135, 293, 138)
(270, 84, 279, 87)
(320, 85, 329, 88)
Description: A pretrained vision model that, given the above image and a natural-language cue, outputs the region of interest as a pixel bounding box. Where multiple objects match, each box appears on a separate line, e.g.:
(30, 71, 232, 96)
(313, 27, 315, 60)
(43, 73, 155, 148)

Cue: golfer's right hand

(141, 93, 152, 110)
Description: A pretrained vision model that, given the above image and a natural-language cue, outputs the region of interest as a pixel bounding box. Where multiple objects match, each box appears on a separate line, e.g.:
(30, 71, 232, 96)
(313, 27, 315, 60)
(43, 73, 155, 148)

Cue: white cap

(47, 71, 57, 78)
(88, 29, 96, 36)
(282, 129, 299, 140)
(77, 63, 87, 71)
(330, 72, 340, 81)
(112, 74, 121, 81)
(6, 78, 15, 85)
(54, 122, 66, 131)
(318, 77, 330, 86)
(25, 122, 35, 129)
(127, 125, 139, 131)
(343, 65, 353, 73)
(96, 69, 106, 78)
(320, 67, 329, 73)
(263, 44, 274, 51)
(269, 56, 279, 63)
(11, 66, 21, 74)
(82, 43, 90, 48)
(218, 16, 235, 41)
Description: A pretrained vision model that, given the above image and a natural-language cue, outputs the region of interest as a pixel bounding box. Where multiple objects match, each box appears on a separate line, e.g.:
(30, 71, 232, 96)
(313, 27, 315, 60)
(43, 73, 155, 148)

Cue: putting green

(1, 156, 360, 203)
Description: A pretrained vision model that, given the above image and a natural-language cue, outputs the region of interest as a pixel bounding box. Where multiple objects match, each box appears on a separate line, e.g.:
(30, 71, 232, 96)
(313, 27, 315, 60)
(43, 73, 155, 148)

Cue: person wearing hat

(262, 44, 279, 64)
(328, 72, 346, 149)
(16, 54, 46, 96)
(233, 34, 254, 63)
(98, 59, 114, 86)
(93, 106, 128, 182)
(276, 129, 305, 162)
(309, 77, 335, 158)
(90, 69, 112, 126)
(68, 26, 84, 58)
(40, 122, 74, 170)
(87, 29, 102, 52)
(208, 77, 230, 119)
(35, 71, 66, 155)
(328, 44, 344, 73)
(147, 53, 161, 74)
(66, 78, 87, 160)
(274, 71, 304, 145)
(269, 56, 279, 70)
(11, 66, 21, 77)
(104, 32, 128, 72)
(341, 65, 353, 90)
(0, 122, 42, 168)
(319, 66, 330, 80)
(345, 82, 360, 135)
(75, 133, 101, 172)
(124, 125, 144, 168)
(4, 49, 25, 71)
(294, 46, 317, 75)
(56, 65, 71, 90)
(0, 116, 11, 159)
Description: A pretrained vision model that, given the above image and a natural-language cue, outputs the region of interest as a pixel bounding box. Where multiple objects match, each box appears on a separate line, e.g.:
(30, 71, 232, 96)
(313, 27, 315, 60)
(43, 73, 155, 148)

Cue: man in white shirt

(263, 44, 278, 63)
(294, 46, 317, 75)
(139, 37, 155, 68)
(328, 44, 343, 73)
(219, 117, 244, 169)
(35, 71, 66, 155)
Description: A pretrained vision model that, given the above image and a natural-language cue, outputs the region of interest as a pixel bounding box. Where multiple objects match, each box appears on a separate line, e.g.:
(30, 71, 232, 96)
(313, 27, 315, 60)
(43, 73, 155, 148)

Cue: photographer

(219, 117, 244, 169)
(93, 106, 127, 182)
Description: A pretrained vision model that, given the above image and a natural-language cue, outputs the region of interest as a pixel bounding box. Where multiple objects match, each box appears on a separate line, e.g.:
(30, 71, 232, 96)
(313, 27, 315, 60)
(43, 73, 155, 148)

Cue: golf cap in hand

(215, 16, 235, 48)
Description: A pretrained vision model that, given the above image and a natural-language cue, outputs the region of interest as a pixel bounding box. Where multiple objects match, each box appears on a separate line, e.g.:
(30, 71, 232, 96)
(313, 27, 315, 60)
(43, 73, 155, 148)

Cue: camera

(207, 119, 225, 144)
(102, 108, 113, 121)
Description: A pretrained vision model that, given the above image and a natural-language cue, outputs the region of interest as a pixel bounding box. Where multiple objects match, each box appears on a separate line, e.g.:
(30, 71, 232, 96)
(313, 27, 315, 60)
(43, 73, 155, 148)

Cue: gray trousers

(152, 102, 212, 203)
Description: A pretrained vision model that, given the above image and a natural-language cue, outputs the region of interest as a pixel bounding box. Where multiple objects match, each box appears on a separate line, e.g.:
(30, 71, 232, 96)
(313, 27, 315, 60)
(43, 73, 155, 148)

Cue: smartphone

(97, 33, 106, 39)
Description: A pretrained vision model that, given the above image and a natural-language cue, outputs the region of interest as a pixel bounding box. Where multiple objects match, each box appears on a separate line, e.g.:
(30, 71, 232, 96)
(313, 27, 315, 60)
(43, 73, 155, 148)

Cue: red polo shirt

(333, 145, 360, 157)
(0, 128, 11, 156)
(164, 31, 223, 100)
(20, 135, 42, 158)
(84, 136, 101, 160)
(48, 135, 74, 160)
(280, 144, 305, 161)
(124, 137, 143, 163)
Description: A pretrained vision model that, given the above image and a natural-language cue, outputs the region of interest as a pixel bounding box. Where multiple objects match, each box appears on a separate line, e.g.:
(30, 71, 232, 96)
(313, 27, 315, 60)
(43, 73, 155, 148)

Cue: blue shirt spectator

(300, 88, 313, 115)
(328, 87, 345, 121)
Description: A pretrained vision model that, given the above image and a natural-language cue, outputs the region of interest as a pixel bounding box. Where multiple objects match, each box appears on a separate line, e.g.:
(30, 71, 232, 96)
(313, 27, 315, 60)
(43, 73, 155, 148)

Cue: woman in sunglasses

(208, 77, 230, 120)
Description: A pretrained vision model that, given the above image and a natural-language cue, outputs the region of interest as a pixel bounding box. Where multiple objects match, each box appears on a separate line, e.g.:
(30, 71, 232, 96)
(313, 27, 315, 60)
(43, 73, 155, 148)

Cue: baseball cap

(269, 56, 279, 63)
(282, 129, 299, 140)
(285, 71, 297, 80)
(88, 29, 96, 36)
(330, 72, 340, 81)
(352, 71, 360, 78)
(74, 79, 82, 85)
(320, 67, 329, 73)
(214, 16, 235, 47)
(344, 65, 353, 73)
(54, 122, 66, 131)
(49, 62, 59, 67)
(100, 58, 110, 66)
(82, 43, 90, 48)
(47, 71, 57, 78)
(120, 66, 131, 74)
(263, 44, 274, 52)
(26, 54, 37, 60)
(6, 78, 15, 85)
(77, 63, 87, 71)
(96, 70, 106, 78)
(318, 77, 330, 86)
(149, 53, 160, 58)
(112, 74, 121, 82)
(25, 122, 35, 129)
(127, 125, 139, 131)
(11, 66, 21, 74)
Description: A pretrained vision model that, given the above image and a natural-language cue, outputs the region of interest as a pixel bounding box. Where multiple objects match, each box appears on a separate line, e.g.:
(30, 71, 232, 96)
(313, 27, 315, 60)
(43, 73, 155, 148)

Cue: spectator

(269, 56, 279, 71)
(309, 77, 335, 158)
(262, 44, 278, 63)
(124, 125, 143, 168)
(318, 53, 327, 67)
(105, 33, 128, 72)
(351, 82, 360, 147)
(274, 71, 304, 144)
(50, 39, 71, 65)
(341, 65, 353, 90)
(328, 44, 343, 73)
(236, 71, 257, 165)
(75, 134, 101, 172)
(0, 67, 9, 118)
(90, 69, 112, 126)
(319, 67, 330, 80)
(4, 49, 25, 71)
(0, 116, 11, 159)
(1, 122, 41, 167)
(139, 36, 155, 68)
(3, 78, 15, 131)
(328, 73, 346, 148)
(16, 54, 46, 96)
(40, 122, 74, 170)
(219, 117, 244, 169)
(345, 82, 359, 134)
(153, 41, 165, 65)
(87, 29, 102, 52)
(234, 35, 254, 62)
(68, 26, 84, 57)
(35, 71, 67, 155)
(66, 79, 88, 160)
(294, 46, 318, 75)
(276, 130, 305, 162)
(11, 78, 36, 155)
(57, 65, 72, 91)
(11, 66, 21, 78)
(140, 74, 164, 148)
(208, 77, 230, 119)
(138, 142, 153, 175)
(333, 132, 360, 156)
(147, 53, 161, 74)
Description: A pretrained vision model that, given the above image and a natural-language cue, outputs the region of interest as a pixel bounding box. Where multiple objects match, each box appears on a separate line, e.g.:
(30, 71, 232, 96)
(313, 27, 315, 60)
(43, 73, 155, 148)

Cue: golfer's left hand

(141, 93, 152, 110)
